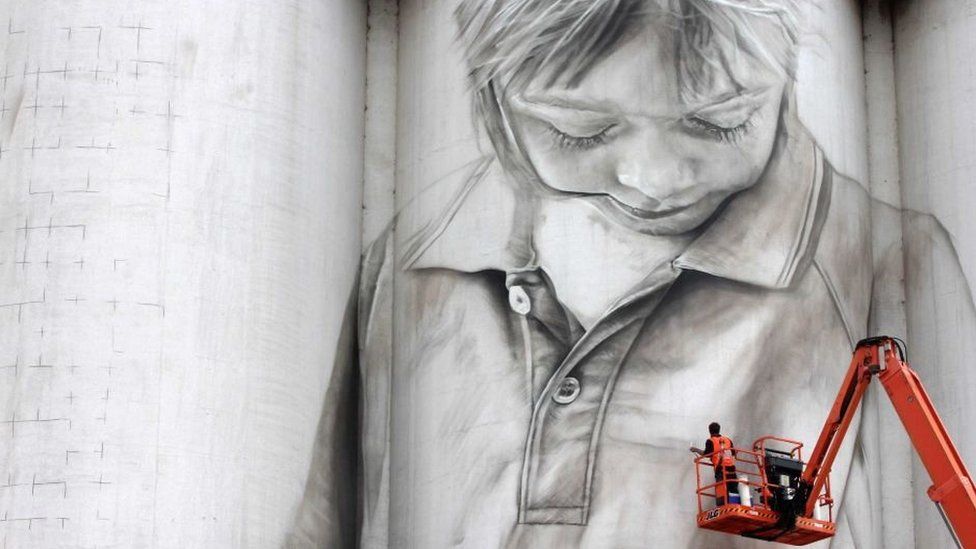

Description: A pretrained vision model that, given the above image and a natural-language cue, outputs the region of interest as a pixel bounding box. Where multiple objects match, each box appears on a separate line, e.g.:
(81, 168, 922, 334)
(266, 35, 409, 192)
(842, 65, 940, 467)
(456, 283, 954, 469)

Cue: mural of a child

(288, 1, 976, 548)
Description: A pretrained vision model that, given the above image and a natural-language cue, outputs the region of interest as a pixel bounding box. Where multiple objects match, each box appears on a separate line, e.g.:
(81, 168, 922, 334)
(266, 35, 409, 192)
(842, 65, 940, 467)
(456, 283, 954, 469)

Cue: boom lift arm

(799, 336, 976, 547)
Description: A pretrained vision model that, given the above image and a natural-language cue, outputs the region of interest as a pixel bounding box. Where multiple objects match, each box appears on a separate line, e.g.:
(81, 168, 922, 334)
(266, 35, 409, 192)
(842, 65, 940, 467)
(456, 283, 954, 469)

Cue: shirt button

(552, 376, 581, 404)
(508, 285, 531, 315)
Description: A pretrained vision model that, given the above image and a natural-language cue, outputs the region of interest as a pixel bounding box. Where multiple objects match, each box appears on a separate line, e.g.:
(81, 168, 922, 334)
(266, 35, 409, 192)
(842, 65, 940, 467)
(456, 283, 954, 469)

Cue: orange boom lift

(693, 336, 976, 547)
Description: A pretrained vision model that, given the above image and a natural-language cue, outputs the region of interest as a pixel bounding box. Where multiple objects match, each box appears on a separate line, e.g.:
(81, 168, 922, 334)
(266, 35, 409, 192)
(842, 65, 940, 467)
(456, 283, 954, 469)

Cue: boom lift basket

(693, 336, 976, 547)
(694, 436, 835, 545)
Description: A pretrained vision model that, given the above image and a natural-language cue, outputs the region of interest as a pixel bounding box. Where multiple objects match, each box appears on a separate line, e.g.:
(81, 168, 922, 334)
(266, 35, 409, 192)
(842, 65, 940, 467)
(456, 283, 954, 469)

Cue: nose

(614, 129, 696, 207)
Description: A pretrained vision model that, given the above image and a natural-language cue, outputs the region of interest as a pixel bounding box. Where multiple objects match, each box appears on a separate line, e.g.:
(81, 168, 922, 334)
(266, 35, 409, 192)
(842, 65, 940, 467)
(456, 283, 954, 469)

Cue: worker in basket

(691, 422, 737, 506)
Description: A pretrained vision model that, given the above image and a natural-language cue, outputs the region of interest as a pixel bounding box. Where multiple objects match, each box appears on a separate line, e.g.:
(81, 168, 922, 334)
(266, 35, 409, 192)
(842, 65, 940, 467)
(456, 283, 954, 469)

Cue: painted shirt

(288, 125, 948, 548)
(346, 125, 879, 549)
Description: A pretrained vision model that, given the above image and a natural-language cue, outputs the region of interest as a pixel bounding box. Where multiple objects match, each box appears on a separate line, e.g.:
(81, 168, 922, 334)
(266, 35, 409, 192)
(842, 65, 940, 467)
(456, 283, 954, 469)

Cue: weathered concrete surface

(364, 0, 399, 248)
(863, 1, 916, 547)
(894, 1, 976, 547)
(0, 1, 366, 547)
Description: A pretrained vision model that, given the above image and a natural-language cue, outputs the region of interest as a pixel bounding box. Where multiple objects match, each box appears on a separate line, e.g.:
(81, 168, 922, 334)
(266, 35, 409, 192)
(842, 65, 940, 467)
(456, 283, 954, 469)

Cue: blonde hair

(455, 0, 799, 178)
(456, 0, 798, 90)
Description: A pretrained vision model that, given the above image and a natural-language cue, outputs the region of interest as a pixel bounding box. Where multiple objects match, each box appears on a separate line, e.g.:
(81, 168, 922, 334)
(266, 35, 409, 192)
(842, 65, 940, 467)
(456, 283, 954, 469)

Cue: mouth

(599, 194, 695, 220)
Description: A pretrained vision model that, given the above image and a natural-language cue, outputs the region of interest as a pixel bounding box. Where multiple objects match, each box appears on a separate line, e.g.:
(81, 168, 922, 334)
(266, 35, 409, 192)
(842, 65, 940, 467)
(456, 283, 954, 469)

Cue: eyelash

(545, 124, 617, 151)
(543, 116, 751, 150)
(684, 116, 753, 144)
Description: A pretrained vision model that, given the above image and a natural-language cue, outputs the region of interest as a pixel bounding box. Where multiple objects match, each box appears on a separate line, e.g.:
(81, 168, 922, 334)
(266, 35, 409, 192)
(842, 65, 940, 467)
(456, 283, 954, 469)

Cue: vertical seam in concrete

(363, 1, 398, 547)
(361, 1, 370, 243)
(862, 1, 916, 547)
(363, 0, 398, 249)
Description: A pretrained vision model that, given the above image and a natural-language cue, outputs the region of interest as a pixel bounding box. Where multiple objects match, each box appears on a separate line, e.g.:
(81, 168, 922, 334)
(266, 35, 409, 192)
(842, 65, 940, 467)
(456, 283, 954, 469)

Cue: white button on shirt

(552, 376, 581, 404)
(509, 285, 532, 315)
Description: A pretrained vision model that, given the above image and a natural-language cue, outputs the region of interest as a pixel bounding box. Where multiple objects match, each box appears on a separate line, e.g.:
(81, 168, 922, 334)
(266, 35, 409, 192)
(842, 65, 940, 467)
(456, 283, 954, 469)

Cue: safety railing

(753, 435, 804, 461)
(694, 436, 834, 522)
(694, 445, 769, 514)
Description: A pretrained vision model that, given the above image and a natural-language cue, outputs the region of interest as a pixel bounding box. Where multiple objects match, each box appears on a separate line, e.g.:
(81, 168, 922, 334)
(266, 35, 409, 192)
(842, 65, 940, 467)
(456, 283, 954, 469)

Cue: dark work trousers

(714, 465, 738, 506)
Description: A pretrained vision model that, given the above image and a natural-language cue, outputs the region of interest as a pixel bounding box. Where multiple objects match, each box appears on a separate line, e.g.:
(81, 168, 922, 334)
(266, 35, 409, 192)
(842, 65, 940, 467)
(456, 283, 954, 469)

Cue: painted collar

(401, 125, 830, 290)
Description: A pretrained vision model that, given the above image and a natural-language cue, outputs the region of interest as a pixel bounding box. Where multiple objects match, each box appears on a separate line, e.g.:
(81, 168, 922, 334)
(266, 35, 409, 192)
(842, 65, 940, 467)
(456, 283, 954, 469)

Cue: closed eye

(545, 123, 618, 151)
(683, 116, 752, 144)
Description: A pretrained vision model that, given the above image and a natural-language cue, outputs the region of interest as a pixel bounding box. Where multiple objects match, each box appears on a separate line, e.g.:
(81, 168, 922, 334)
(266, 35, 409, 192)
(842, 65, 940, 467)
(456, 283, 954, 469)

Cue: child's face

(506, 21, 788, 235)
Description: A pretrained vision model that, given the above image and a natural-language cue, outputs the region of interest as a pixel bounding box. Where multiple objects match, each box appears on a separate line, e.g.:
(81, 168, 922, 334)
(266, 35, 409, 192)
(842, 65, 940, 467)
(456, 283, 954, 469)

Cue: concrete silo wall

(0, 1, 366, 547)
(893, 1, 976, 547)
(371, 1, 889, 547)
